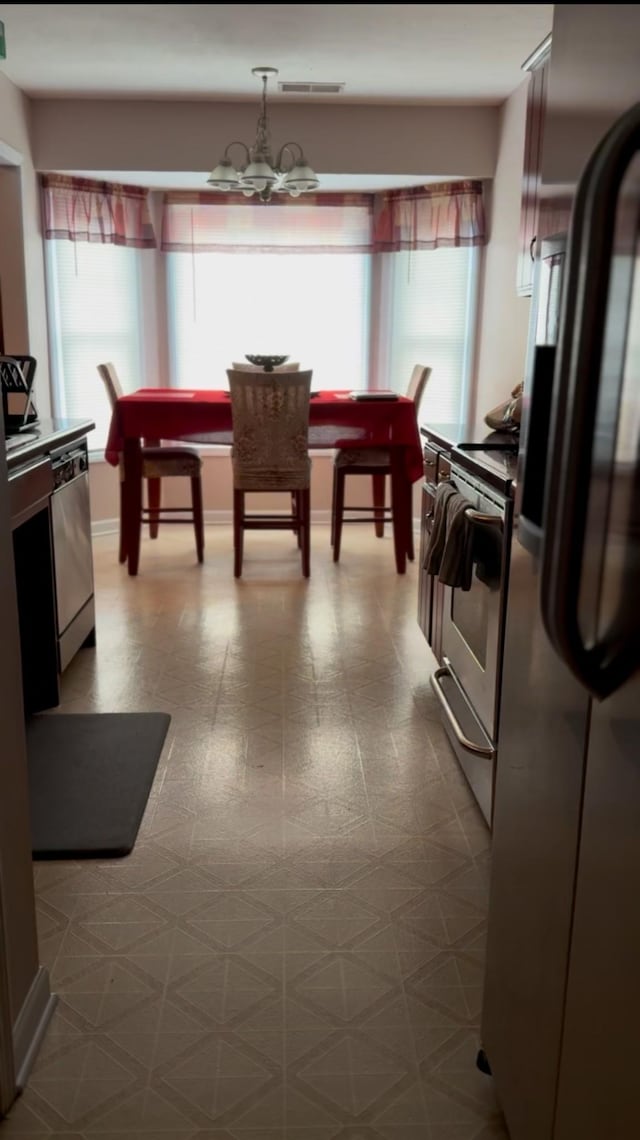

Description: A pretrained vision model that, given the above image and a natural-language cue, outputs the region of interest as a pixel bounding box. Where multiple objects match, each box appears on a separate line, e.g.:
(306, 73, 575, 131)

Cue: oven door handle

(430, 661, 496, 758)
(464, 508, 503, 527)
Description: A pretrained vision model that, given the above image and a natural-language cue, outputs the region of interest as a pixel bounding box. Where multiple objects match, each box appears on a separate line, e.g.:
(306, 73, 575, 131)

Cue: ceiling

(0, 4, 553, 104)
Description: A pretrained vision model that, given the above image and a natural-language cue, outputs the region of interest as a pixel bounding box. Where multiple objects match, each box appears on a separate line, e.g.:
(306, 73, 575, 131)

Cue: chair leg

(372, 473, 386, 538)
(293, 491, 303, 548)
(291, 492, 299, 543)
(333, 467, 346, 563)
(147, 477, 161, 538)
(233, 489, 244, 578)
(406, 481, 415, 561)
(118, 482, 127, 564)
(191, 475, 205, 564)
(300, 487, 311, 578)
(330, 465, 337, 547)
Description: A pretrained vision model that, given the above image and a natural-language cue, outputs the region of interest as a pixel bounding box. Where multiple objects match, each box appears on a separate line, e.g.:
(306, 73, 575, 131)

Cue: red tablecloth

(104, 389, 424, 482)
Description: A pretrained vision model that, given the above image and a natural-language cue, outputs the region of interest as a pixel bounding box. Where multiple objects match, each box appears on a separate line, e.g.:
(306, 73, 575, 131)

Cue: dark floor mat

(26, 712, 171, 859)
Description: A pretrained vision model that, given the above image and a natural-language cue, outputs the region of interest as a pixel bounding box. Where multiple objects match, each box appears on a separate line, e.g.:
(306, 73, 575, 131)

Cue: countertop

(419, 421, 520, 453)
(420, 421, 519, 496)
(5, 419, 95, 472)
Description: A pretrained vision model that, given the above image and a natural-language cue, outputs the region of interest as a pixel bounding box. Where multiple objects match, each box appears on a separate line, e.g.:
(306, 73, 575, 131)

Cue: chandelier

(207, 66, 320, 203)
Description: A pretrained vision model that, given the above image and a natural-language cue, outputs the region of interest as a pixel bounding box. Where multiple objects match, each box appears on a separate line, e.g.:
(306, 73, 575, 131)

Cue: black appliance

(0, 356, 38, 436)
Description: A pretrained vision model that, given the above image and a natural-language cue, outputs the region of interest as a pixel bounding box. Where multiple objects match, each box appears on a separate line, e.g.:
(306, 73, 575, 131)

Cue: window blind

(381, 247, 478, 422)
(161, 195, 372, 253)
(167, 251, 371, 390)
(46, 242, 143, 450)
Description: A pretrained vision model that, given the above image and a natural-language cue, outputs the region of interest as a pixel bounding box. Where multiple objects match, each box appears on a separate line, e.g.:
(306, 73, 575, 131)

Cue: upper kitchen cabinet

(517, 34, 552, 296)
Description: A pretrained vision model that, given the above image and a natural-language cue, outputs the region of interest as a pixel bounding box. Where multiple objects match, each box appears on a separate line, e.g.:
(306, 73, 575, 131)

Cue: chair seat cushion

(142, 446, 202, 477)
(334, 447, 391, 468)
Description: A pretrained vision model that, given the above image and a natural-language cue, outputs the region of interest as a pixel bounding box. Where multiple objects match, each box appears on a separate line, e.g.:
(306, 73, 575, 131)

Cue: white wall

(0, 72, 51, 414)
(473, 81, 532, 419)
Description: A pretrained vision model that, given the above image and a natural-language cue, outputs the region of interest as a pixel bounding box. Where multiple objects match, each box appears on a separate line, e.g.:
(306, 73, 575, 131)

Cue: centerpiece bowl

(245, 354, 289, 373)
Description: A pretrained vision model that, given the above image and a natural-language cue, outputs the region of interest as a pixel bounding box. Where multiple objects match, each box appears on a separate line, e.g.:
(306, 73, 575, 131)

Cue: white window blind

(162, 198, 372, 253)
(381, 247, 478, 421)
(167, 251, 370, 390)
(46, 241, 143, 450)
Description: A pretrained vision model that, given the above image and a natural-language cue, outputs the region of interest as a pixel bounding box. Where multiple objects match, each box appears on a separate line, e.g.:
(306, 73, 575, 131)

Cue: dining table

(104, 388, 424, 576)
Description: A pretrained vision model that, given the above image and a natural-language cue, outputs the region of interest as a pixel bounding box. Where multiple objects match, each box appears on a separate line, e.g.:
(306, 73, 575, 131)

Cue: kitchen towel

(424, 481, 474, 590)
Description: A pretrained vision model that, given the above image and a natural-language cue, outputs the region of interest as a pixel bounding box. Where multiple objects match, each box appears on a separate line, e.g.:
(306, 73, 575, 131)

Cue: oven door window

(440, 487, 507, 741)
(449, 519, 503, 666)
(450, 576, 490, 667)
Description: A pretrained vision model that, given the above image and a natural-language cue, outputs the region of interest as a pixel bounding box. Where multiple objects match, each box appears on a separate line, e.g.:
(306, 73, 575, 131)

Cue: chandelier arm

(223, 141, 251, 168)
(275, 142, 305, 172)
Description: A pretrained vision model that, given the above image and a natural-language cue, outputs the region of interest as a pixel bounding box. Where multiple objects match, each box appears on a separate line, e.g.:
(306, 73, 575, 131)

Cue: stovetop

(450, 445, 518, 496)
(419, 422, 518, 496)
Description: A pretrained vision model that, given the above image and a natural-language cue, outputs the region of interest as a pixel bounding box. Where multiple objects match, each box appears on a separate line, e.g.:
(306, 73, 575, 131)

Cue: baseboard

(92, 517, 120, 537)
(13, 967, 58, 1092)
(92, 513, 421, 538)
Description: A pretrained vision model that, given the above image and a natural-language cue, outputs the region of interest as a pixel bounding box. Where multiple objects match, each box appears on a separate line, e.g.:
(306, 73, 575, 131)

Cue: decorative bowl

(245, 354, 289, 372)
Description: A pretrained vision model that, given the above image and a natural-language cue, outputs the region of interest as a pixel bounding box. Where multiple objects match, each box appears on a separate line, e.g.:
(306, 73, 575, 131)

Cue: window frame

(44, 225, 481, 458)
(44, 239, 145, 457)
(164, 248, 373, 393)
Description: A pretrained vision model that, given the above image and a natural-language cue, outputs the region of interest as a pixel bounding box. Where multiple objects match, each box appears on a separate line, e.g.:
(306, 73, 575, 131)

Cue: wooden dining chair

(331, 364, 432, 563)
(226, 368, 313, 578)
(97, 363, 205, 565)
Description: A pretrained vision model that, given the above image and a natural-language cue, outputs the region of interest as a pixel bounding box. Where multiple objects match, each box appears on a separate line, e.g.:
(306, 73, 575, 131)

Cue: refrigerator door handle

(541, 103, 640, 700)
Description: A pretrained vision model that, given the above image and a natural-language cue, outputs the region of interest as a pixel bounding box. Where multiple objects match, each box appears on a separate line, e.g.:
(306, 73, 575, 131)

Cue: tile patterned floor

(1, 526, 509, 1139)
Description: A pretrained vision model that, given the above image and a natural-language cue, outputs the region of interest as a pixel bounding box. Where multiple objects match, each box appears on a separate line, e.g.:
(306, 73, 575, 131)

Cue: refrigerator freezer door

(482, 10, 640, 1140)
(480, 523, 588, 1140)
(553, 154, 640, 1140)
(554, 673, 640, 1139)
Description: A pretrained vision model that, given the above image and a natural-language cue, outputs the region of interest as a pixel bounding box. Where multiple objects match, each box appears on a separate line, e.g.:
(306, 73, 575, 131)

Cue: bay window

(380, 246, 479, 421)
(43, 180, 485, 447)
(46, 241, 143, 451)
(167, 250, 371, 391)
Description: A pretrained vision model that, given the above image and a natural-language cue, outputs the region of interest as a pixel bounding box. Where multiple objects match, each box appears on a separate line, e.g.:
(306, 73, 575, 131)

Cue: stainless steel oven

(430, 461, 512, 825)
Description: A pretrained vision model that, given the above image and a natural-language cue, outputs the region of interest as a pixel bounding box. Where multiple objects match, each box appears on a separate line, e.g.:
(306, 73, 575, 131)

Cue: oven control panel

(51, 445, 89, 490)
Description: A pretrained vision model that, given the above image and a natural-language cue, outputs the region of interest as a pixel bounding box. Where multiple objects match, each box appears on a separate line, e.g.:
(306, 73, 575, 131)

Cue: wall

(0, 72, 51, 415)
(473, 81, 532, 418)
(31, 91, 524, 527)
(32, 99, 499, 181)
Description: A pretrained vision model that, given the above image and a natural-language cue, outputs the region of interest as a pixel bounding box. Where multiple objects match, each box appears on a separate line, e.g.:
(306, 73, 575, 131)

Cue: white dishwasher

(50, 442, 96, 671)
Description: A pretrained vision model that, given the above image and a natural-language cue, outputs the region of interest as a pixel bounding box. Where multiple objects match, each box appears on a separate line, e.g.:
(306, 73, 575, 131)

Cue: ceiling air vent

(278, 81, 345, 95)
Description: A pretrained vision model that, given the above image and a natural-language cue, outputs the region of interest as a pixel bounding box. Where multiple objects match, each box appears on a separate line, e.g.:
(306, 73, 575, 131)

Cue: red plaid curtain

(41, 174, 157, 248)
(372, 180, 486, 252)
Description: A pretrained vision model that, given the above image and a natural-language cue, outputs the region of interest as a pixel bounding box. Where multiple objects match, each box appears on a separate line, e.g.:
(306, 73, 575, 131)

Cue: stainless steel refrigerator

(481, 6, 640, 1140)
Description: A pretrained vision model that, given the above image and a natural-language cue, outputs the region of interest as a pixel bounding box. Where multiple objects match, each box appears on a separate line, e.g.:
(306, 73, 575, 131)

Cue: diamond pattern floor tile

(3, 527, 503, 1139)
